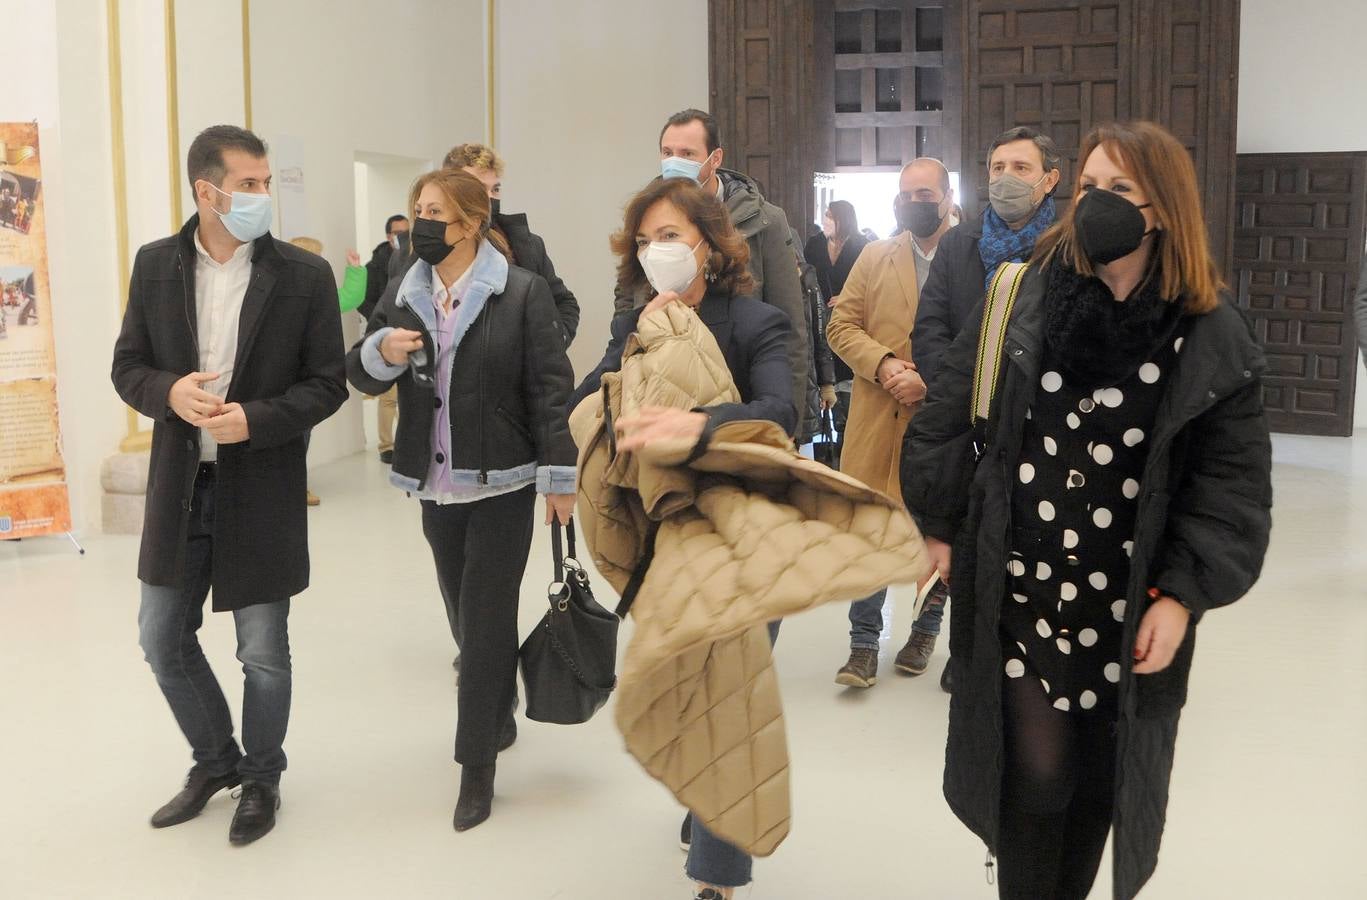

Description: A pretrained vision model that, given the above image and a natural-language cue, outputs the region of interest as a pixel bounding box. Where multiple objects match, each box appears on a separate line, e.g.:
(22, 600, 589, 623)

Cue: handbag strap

(614, 521, 659, 619)
(970, 261, 1029, 454)
(550, 518, 580, 582)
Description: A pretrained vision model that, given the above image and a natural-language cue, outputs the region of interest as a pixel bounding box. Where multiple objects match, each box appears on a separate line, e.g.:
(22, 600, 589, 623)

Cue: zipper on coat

(477, 308, 491, 484)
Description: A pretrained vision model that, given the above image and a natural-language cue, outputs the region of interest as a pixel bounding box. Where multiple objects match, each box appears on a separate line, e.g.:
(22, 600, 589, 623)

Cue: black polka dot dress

(1002, 329, 1186, 716)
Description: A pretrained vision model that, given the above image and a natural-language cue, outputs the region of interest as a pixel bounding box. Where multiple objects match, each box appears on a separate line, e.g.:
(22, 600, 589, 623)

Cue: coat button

(1068, 471, 1086, 488)
(185, 439, 195, 451)
(1208, 390, 1217, 400)
(434, 397, 443, 409)
(435, 452, 445, 464)
(1079, 398, 1095, 413)
(1243, 370, 1252, 378)
(1012, 348, 1024, 357)
(1066, 555, 1080, 567)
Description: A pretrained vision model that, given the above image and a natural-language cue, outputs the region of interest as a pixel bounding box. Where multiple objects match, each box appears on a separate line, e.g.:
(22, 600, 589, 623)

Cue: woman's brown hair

(825, 199, 859, 243)
(1032, 120, 1223, 314)
(406, 169, 510, 260)
(611, 178, 755, 298)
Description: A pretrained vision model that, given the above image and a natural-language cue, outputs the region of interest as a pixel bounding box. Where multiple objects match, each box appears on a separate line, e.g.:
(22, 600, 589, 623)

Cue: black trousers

(421, 486, 535, 766)
(997, 673, 1117, 900)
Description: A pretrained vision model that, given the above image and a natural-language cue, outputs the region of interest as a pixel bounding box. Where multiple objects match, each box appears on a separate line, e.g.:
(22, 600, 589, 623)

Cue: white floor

(2, 433, 1364, 900)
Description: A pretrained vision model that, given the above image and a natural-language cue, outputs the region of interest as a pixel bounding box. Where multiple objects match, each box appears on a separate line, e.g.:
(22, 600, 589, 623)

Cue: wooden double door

(709, 0, 1241, 272)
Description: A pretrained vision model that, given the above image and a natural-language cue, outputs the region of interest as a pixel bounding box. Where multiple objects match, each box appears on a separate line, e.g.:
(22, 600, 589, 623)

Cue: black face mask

(1073, 188, 1154, 265)
(489, 197, 501, 218)
(896, 199, 945, 239)
(411, 216, 460, 265)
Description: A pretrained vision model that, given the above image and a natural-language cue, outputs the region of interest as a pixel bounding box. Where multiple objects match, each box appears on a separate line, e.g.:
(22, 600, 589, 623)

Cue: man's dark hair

(384, 214, 408, 234)
(988, 126, 1061, 174)
(186, 125, 268, 191)
(659, 108, 721, 153)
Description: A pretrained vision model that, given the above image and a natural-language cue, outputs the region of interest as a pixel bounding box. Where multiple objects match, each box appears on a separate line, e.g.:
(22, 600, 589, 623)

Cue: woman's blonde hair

(406, 169, 509, 259)
(1032, 120, 1223, 314)
(287, 236, 322, 255)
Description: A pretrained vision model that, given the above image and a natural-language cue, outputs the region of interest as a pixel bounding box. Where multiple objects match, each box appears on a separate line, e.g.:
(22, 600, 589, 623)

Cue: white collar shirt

(193, 230, 254, 461)
(431, 261, 475, 321)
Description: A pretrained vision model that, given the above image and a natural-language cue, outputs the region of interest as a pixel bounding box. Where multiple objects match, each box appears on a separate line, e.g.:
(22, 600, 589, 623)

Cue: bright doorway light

(813, 170, 962, 242)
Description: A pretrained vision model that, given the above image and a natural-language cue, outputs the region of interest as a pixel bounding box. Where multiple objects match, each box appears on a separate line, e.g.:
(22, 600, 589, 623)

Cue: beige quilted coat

(570, 301, 930, 857)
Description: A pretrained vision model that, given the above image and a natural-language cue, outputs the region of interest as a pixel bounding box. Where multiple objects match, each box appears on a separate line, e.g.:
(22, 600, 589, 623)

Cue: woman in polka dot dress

(903, 121, 1273, 900)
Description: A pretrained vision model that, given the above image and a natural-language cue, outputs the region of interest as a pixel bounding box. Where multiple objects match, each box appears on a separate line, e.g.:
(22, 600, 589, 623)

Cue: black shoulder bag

(518, 520, 619, 724)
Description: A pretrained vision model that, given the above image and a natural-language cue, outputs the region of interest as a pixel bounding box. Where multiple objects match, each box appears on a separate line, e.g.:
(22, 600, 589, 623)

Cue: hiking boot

(894, 630, 937, 676)
(835, 647, 879, 688)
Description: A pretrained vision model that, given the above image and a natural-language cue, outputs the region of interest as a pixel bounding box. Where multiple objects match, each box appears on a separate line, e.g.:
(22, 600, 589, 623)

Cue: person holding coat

(902, 120, 1273, 899)
(111, 126, 347, 846)
(572, 176, 795, 900)
(346, 168, 576, 833)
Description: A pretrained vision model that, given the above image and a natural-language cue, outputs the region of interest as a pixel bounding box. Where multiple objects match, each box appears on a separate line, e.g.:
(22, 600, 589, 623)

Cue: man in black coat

(913, 126, 1062, 389)
(357, 213, 407, 323)
(111, 125, 347, 847)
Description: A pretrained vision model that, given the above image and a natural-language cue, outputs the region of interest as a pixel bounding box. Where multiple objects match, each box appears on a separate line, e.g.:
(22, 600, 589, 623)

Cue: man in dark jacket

(357, 213, 407, 323)
(913, 126, 1062, 389)
(379, 143, 580, 348)
(618, 109, 810, 439)
(909, 128, 1060, 693)
(793, 228, 837, 447)
(111, 125, 347, 847)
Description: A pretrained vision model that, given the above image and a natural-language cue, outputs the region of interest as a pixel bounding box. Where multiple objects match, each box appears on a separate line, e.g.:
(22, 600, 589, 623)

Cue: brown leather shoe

(835, 647, 879, 688)
(894, 630, 937, 676)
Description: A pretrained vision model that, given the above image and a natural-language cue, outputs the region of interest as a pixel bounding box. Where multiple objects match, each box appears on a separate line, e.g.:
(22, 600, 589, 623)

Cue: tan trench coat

(826, 231, 922, 498)
(570, 302, 929, 856)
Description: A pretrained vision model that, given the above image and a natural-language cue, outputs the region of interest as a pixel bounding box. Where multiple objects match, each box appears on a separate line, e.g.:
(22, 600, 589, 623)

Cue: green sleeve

(338, 265, 367, 312)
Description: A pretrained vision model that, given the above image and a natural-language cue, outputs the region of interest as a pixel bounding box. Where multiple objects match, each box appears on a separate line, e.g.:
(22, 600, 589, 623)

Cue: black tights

(997, 674, 1117, 900)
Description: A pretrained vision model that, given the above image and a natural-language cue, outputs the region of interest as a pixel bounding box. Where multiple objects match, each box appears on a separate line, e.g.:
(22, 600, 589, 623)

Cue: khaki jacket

(826, 232, 922, 498)
(570, 302, 929, 856)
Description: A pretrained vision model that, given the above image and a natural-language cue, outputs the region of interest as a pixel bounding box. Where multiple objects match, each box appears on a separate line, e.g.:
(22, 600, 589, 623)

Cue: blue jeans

(685, 620, 781, 888)
(848, 582, 947, 650)
(137, 470, 292, 785)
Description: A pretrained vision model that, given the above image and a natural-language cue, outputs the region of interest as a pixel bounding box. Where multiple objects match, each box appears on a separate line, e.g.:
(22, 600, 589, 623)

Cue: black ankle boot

(453, 763, 495, 832)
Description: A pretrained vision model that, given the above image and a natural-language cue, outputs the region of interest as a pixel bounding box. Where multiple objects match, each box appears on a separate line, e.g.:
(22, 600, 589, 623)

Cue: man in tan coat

(827, 158, 957, 688)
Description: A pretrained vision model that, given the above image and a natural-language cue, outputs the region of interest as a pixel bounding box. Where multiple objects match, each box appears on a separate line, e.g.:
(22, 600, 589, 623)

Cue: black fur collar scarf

(1042, 259, 1183, 389)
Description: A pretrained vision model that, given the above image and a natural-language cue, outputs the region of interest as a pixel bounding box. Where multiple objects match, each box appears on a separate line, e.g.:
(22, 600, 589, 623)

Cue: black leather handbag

(518, 520, 619, 724)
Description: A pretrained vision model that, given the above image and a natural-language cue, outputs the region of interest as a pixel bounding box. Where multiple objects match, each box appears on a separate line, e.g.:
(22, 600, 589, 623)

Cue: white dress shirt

(193, 230, 254, 461)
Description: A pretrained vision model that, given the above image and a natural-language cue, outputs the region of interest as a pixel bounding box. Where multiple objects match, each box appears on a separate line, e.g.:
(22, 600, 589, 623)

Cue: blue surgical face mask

(205, 183, 273, 242)
(661, 150, 715, 183)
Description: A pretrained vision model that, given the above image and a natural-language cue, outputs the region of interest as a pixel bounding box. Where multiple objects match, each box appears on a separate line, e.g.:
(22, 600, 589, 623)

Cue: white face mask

(638, 238, 705, 296)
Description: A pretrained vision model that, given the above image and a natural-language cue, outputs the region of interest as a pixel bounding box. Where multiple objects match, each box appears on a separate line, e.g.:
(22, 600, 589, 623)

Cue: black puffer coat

(902, 267, 1273, 900)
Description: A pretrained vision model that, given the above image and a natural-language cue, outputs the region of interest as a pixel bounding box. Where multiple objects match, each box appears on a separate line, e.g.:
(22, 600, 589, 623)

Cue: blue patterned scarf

(977, 197, 1057, 291)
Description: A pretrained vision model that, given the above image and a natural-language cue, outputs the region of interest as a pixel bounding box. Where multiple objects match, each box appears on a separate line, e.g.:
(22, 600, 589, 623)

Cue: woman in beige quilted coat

(571, 177, 795, 900)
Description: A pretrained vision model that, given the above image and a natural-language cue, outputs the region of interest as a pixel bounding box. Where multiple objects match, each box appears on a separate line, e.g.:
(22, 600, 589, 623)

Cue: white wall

(494, 0, 709, 376)
(1239, 0, 1367, 428)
